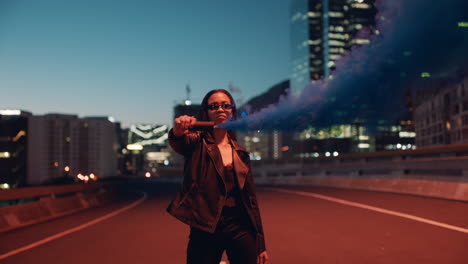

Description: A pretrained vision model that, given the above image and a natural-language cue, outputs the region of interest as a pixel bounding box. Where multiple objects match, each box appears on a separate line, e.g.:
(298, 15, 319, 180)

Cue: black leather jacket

(166, 129, 266, 254)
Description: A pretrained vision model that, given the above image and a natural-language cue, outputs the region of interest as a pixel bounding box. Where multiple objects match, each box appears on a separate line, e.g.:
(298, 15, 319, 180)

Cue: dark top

(224, 163, 241, 208)
(218, 162, 252, 233)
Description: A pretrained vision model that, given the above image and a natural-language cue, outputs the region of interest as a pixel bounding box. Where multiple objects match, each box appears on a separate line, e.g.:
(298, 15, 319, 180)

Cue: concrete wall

(250, 145, 468, 201)
(0, 190, 117, 233)
(253, 174, 468, 201)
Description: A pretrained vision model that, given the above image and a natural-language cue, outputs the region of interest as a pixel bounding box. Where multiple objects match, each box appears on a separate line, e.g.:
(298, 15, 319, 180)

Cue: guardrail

(251, 143, 468, 201)
(252, 156, 468, 178)
(147, 144, 468, 201)
(0, 183, 118, 233)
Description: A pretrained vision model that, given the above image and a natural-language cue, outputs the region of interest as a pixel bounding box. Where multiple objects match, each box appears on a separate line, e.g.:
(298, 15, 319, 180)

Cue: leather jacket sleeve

(168, 128, 200, 157)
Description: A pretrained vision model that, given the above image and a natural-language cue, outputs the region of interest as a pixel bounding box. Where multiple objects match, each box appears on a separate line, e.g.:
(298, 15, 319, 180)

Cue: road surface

(1, 181, 467, 263)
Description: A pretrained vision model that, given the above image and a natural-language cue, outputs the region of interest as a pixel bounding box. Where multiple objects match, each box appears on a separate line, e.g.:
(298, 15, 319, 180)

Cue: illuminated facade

(79, 117, 119, 180)
(26, 114, 118, 185)
(239, 130, 284, 161)
(290, 0, 377, 94)
(1, 111, 122, 187)
(126, 124, 170, 173)
(288, 0, 390, 155)
(238, 81, 290, 160)
(414, 77, 468, 147)
(0, 110, 31, 188)
(128, 124, 168, 147)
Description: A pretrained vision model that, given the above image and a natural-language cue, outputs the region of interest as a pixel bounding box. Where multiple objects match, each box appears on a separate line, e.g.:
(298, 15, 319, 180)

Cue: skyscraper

(288, 0, 412, 155)
(290, 0, 377, 95)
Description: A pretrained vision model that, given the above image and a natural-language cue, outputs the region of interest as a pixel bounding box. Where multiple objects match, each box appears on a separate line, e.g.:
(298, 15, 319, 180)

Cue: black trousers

(187, 206, 257, 264)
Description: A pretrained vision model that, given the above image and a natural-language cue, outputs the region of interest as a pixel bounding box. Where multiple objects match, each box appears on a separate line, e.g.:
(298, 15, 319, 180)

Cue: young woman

(167, 89, 269, 264)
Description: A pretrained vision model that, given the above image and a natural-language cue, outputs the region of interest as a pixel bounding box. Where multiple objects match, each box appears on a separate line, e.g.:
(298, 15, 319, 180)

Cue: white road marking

(0, 192, 148, 261)
(268, 187, 468, 235)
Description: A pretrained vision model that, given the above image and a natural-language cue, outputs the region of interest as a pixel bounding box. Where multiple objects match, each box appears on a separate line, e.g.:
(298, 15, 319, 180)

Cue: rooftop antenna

(184, 83, 192, 105)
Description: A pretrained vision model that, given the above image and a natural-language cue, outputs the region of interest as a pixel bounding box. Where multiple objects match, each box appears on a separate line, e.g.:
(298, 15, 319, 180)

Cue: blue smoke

(223, 0, 468, 133)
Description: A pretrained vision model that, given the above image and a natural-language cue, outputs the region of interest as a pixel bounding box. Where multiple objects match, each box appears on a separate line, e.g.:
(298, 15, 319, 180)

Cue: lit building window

(0, 109, 21, 115)
(308, 39, 322, 45)
(351, 39, 371, 45)
(329, 33, 347, 40)
(329, 40, 346, 47)
(358, 143, 370, 148)
(308, 12, 321, 18)
(352, 3, 371, 9)
(0, 152, 11, 158)
(421, 72, 431, 78)
(328, 12, 344, 18)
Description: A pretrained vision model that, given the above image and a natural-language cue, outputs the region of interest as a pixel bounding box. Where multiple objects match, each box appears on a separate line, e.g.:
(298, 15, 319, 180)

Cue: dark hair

(197, 89, 238, 139)
(197, 89, 238, 121)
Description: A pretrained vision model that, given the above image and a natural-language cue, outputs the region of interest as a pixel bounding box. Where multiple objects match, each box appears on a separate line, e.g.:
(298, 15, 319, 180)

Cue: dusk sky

(0, 0, 290, 127)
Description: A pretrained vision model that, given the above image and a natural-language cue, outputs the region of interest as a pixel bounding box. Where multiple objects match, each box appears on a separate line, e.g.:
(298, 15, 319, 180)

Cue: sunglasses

(206, 103, 234, 111)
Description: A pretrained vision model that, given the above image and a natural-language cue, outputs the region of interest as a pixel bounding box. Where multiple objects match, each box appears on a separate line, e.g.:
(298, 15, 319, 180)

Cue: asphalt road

(1, 180, 467, 264)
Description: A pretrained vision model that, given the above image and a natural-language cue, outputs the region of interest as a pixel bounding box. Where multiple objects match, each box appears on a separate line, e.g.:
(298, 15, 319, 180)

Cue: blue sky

(0, 0, 290, 127)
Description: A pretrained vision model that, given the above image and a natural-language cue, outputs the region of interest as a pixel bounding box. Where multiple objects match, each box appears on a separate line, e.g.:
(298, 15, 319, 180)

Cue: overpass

(250, 143, 468, 201)
(1, 144, 467, 263)
(159, 143, 468, 201)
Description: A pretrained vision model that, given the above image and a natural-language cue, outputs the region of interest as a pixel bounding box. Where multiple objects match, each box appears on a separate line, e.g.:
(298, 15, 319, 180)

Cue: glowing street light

(127, 144, 143, 151)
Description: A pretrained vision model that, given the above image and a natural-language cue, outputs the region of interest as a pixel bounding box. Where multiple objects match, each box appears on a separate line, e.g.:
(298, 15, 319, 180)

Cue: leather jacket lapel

(232, 150, 247, 190)
(229, 135, 249, 190)
(204, 140, 226, 184)
(204, 132, 249, 190)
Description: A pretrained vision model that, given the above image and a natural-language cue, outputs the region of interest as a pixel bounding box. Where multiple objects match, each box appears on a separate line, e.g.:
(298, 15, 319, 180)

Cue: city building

(290, 0, 377, 95)
(0, 110, 32, 188)
(27, 114, 80, 185)
(1, 111, 119, 187)
(173, 84, 201, 120)
(128, 124, 169, 148)
(173, 102, 201, 120)
(169, 100, 202, 166)
(80, 117, 119, 180)
(414, 76, 468, 147)
(241, 130, 284, 161)
(288, 0, 416, 154)
(238, 78, 414, 160)
(125, 123, 170, 175)
(238, 81, 289, 160)
(113, 122, 128, 176)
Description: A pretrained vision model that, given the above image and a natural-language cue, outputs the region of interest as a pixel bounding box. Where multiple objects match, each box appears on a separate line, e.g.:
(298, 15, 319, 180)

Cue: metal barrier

(251, 143, 468, 201)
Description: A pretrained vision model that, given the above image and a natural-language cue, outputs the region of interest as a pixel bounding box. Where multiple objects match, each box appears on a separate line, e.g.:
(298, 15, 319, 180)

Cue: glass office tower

(290, 0, 377, 95)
